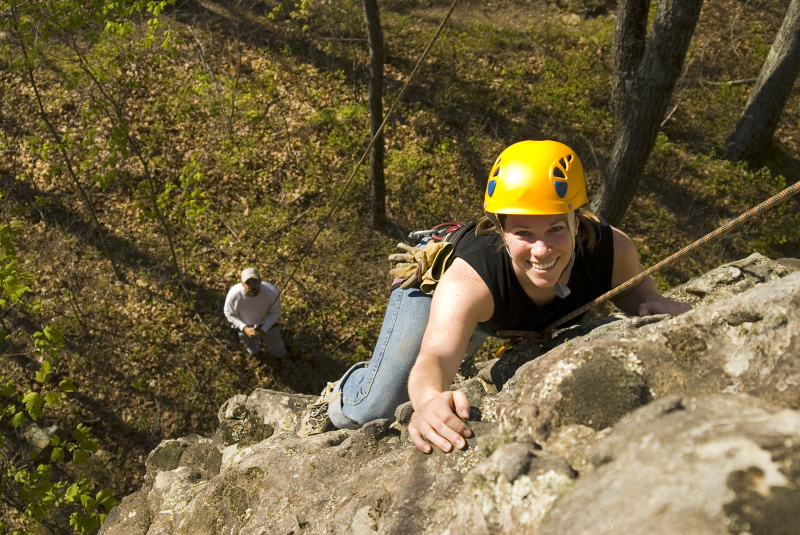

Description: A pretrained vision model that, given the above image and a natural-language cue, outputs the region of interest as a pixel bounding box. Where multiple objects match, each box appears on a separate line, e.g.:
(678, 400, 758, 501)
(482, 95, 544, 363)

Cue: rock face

(100, 254, 800, 535)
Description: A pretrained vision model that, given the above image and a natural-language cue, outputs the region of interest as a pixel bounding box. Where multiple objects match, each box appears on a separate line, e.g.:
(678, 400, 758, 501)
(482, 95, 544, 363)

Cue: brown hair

(476, 208, 602, 253)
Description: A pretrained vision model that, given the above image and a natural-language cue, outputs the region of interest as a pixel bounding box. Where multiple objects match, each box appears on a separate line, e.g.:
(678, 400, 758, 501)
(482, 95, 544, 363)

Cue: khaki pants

(237, 325, 287, 359)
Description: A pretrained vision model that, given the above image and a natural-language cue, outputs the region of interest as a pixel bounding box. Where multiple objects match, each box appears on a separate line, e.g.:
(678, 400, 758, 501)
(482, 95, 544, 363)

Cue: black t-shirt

(453, 220, 615, 337)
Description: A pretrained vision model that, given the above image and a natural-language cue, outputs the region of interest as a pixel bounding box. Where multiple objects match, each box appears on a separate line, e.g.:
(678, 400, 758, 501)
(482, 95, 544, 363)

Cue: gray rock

(538, 394, 800, 535)
(443, 442, 578, 534)
(497, 344, 653, 443)
(100, 255, 800, 535)
(98, 491, 150, 535)
(213, 404, 274, 450)
(145, 439, 189, 476)
(23, 423, 61, 451)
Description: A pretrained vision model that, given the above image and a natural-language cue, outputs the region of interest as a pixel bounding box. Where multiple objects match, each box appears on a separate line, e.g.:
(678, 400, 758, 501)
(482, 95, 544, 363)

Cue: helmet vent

(553, 166, 566, 179)
(492, 167, 501, 178)
(554, 181, 568, 198)
(487, 180, 497, 197)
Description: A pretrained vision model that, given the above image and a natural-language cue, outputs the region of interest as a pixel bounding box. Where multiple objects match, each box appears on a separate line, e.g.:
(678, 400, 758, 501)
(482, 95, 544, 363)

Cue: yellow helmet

(483, 140, 588, 215)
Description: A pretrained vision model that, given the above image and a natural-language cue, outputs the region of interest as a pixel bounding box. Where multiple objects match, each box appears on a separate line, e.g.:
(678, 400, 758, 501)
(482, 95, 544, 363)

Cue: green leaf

(22, 391, 44, 418)
(36, 463, 52, 479)
(44, 390, 61, 407)
(72, 449, 89, 464)
(14, 468, 30, 483)
(80, 493, 96, 510)
(80, 437, 99, 452)
(43, 325, 64, 344)
(51, 447, 65, 463)
(0, 380, 16, 397)
(64, 483, 81, 504)
(3, 276, 31, 303)
(58, 378, 76, 393)
(96, 489, 119, 511)
(27, 299, 44, 314)
(36, 360, 53, 383)
(69, 511, 99, 535)
(22, 391, 40, 404)
(73, 423, 91, 442)
(11, 410, 26, 428)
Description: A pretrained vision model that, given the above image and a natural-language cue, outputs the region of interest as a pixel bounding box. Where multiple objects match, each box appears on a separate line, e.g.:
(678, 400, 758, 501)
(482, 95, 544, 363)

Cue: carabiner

(408, 229, 438, 239)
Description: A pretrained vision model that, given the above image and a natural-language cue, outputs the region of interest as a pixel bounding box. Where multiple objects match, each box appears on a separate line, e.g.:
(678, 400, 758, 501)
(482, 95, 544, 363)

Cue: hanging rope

(495, 178, 800, 346)
(278, 0, 461, 293)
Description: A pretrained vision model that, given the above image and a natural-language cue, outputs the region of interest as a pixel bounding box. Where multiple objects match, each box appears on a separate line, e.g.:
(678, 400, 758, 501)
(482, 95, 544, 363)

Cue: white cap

(241, 267, 260, 283)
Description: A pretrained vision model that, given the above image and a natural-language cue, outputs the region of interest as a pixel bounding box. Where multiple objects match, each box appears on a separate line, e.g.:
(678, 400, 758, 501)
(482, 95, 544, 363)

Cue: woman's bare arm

(407, 258, 494, 453)
(609, 227, 692, 317)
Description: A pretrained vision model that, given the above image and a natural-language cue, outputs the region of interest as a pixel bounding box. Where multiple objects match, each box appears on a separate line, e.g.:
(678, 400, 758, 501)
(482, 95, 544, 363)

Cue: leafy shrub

(1, 222, 118, 534)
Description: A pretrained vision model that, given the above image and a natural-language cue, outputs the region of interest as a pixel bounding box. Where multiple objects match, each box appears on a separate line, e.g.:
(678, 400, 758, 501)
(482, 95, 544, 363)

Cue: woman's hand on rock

(408, 390, 472, 454)
(639, 296, 692, 317)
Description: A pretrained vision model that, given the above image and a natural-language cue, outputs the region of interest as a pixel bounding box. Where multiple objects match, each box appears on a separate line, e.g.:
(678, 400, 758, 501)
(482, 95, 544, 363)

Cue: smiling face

(500, 213, 576, 290)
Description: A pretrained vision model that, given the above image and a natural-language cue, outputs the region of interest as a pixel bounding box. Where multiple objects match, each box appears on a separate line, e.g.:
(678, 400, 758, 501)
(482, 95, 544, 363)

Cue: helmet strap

(554, 211, 578, 298)
(564, 211, 577, 274)
(553, 282, 571, 298)
(484, 210, 503, 231)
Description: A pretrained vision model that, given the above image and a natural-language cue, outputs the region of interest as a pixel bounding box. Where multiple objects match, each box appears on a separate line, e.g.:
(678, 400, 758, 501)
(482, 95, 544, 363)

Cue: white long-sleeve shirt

(224, 282, 282, 332)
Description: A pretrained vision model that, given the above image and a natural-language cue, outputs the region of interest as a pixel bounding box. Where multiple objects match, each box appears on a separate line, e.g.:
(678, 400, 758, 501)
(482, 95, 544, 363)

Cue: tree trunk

(611, 0, 651, 116)
(592, 0, 704, 225)
(362, 0, 388, 230)
(725, 0, 800, 162)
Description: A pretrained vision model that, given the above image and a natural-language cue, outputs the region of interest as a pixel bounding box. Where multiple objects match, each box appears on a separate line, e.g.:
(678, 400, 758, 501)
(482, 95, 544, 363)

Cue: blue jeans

(328, 286, 488, 429)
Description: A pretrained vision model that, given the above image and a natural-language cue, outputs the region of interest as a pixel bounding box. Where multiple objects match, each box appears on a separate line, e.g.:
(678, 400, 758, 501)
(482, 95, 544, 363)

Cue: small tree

(725, 0, 800, 161)
(4, 0, 181, 283)
(7, 3, 123, 282)
(362, 0, 388, 231)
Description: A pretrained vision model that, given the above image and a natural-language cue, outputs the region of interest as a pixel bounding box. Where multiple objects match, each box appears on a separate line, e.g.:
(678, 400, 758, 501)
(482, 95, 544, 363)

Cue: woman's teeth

(531, 258, 556, 270)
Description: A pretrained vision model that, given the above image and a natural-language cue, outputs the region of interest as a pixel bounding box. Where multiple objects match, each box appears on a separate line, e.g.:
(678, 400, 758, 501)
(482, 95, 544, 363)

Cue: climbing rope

(279, 0, 461, 293)
(495, 178, 800, 349)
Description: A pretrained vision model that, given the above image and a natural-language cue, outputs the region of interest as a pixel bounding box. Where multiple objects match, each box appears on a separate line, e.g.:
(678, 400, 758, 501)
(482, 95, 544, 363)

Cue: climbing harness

(493, 178, 800, 357)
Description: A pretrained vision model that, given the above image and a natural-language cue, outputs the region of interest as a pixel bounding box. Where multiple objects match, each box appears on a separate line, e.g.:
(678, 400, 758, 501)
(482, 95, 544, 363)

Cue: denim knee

(336, 287, 431, 426)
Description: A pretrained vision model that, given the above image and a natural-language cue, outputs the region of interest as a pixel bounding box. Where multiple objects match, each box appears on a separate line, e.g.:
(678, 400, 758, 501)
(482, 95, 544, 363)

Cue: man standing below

(224, 267, 288, 365)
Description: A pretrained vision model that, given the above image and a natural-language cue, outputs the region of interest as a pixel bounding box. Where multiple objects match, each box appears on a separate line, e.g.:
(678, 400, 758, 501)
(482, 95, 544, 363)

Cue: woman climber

(294, 140, 691, 452)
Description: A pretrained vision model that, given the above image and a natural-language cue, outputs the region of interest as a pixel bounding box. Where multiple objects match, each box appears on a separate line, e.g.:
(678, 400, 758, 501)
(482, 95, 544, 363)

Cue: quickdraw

(408, 222, 464, 242)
